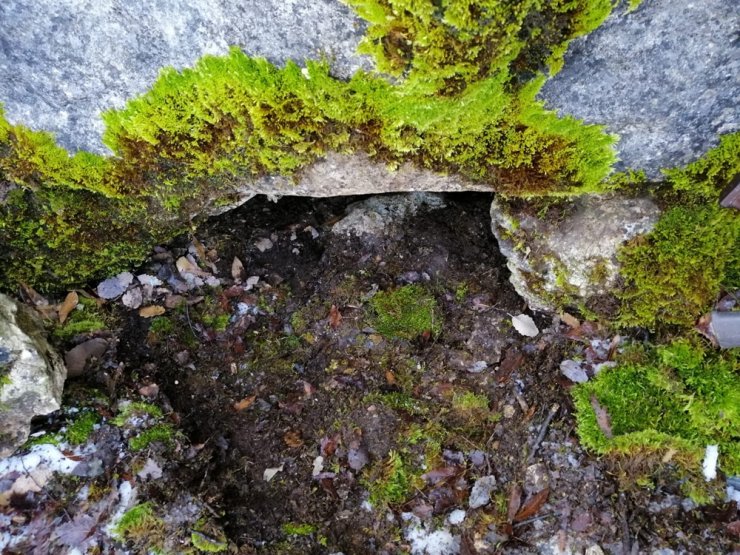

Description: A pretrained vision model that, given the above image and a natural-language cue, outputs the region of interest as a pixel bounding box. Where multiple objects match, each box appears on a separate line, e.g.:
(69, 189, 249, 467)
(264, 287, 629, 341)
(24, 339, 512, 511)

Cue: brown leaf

(139, 305, 166, 318)
(507, 484, 522, 523)
(727, 520, 740, 537)
(283, 430, 304, 448)
(385, 370, 396, 385)
(560, 312, 580, 329)
(513, 487, 549, 522)
(233, 395, 256, 411)
(606, 335, 621, 361)
(497, 349, 524, 384)
(590, 395, 613, 439)
(20, 282, 49, 307)
(328, 304, 342, 329)
(231, 257, 245, 283)
(460, 531, 479, 555)
(58, 291, 79, 324)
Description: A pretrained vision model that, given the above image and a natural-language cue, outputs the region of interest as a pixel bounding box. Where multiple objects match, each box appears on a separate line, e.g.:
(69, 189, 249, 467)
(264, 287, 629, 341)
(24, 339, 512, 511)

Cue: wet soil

(4, 193, 738, 554)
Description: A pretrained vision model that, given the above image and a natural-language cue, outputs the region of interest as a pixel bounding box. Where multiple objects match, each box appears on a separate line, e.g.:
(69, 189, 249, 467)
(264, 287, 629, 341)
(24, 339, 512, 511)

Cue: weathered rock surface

(490, 195, 661, 313)
(211, 152, 491, 215)
(539, 0, 739, 177)
(0, 294, 67, 457)
(1, 0, 736, 178)
(0, 0, 368, 153)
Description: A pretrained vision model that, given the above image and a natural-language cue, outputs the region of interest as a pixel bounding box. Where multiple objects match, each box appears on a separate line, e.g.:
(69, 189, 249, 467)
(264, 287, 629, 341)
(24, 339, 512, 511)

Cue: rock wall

(0, 0, 737, 172)
(539, 0, 739, 177)
(0, 0, 368, 153)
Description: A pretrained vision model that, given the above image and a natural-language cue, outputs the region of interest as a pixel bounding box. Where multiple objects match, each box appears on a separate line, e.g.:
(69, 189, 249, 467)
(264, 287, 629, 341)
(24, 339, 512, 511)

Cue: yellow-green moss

(113, 502, 166, 546)
(371, 284, 441, 340)
(191, 530, 228, 552)
(617, 134, 740, 329)
(129, 423, 176, 451)
(281, 523, 317, 536)
(65, 411, 100, 445)
(1, 1, 620, 292)
(572, 341, 740, 490)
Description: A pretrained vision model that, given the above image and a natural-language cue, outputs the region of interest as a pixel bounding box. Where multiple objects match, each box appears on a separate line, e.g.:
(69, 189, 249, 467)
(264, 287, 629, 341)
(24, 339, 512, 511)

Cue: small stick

(528, 403, 559, 462)
(513, 511, 559, 527)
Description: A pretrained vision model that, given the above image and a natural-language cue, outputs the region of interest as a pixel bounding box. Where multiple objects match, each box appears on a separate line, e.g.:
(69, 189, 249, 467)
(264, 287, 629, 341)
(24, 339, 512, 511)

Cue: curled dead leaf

(231, 257, 245, 283)
(139, 305, 166, 318)
(233, 395, 256, 411)
(507, 484, 522, 523)
(58, 291, 79, 324)
(590, 395, 613, 439)
(328, 304, 342, 329)
(513, 487, 549, 522)
(560, 312, 580, 329)
(283, 431, 304, 448)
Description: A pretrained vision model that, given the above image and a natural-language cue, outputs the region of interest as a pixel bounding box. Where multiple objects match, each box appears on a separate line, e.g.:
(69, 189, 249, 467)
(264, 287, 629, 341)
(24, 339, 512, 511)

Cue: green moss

(112, 401, 164, 426)
(191, 530, 228, 552)
(65, 411, 100, 445)
(1, 1, 620, 291)
(281, 523, 317, 536)
(367, 450, 413, 507)
(371, 284, 441, 340)
(113, 502, 165, 544)
(53, 297, 107, 341)
(149, 316, 174, 335)
(129, 423, 176, 451)
(572, 341, 740, 486)
(452, 391, 489, 412)
(617, 133, 740, 329)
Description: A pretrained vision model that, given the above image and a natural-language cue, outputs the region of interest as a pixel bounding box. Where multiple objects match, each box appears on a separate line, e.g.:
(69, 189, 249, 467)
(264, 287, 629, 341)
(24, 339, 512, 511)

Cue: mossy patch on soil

(371, 284, 442, 340)
(572, 340, 740, 498)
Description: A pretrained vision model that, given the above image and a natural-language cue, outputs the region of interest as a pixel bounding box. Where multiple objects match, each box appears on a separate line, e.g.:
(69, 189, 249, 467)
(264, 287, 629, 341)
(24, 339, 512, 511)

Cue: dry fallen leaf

(512, 314, 539, 337)
(507, 484, 522, 523)
(560, 312, 580, 329)
(231, 257, 245, 283)
(328, 304, 342, 329)
(233, 395, 256, 412)
(590, 395, 613, 439)
(139, 305, 166, 318)
(385, 370, 396, 385)
(58, 291, 79, 324)
(283, 431, 304, 448)
(513, 487, 549, 522)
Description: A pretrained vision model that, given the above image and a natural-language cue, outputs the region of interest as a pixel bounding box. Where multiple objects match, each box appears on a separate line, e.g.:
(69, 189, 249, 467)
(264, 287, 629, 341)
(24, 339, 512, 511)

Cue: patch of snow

(447, 509, 466, 526)
(702, 445, 718, 481)
(403, 513, 460, 555)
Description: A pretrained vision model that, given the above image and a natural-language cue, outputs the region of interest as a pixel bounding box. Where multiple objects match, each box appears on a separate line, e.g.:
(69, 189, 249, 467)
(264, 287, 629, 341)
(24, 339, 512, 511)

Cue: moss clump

(371, 285, 441, 340)
(129, 423, 176, 451)
(148, 316, 173, 335)
(112, 401, 164, 426)
(367, 450, 413, 507)
(113, 502, 166, 547)
(65, 411, 100, 445)
(191, 530, 228, 552)
(572, 341, 740, 484)
(617, 134, 740, 329)
(281, 522, 317, 536)
(1, 1, 620, 291)
(53, 297, 107, 341)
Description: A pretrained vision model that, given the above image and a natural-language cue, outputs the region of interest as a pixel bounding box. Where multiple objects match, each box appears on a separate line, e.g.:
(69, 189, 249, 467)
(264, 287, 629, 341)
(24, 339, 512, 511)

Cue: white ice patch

(702, 445, 718, 481)
(402, 513, 460, 555)
(105, 481, 136, 538)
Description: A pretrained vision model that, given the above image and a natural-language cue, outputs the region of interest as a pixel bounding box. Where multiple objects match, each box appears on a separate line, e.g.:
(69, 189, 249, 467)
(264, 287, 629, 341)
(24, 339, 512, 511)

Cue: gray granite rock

(490, 195, 661, 313)
(0, 0, 368, 153)
(539, 0, 739, 177)
(0, 294, 67, 457)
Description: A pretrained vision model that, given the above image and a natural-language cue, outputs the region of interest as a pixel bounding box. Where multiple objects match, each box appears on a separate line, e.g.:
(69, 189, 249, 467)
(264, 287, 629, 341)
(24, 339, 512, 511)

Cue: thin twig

(513, 511, 559, 528)
(528, 403, 559, 463)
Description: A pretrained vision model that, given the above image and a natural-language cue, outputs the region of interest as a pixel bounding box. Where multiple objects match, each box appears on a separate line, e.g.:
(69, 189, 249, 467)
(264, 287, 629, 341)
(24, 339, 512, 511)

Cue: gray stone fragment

(64, 338, 109, 378)
(0, 0, 369, 153)
(524, 463, 550, 496)
(490, 194, 661, 312)
(0, 294, 67, 457)
(469, 475, 496, 509)
(710, 312, 740, 349)
(332, 192, 446, 238)
(539, 0, 739, 177)
(96, 272, 134, 300)
(560, 360, 588, 384)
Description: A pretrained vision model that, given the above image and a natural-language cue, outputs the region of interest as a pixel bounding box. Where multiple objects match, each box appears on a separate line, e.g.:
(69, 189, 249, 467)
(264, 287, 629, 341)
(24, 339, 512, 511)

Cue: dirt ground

(2, 193, 738, 554)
